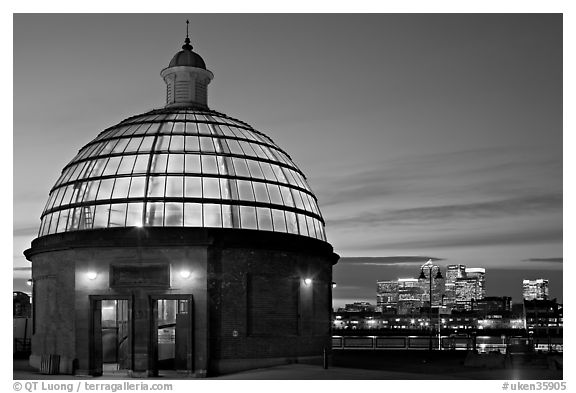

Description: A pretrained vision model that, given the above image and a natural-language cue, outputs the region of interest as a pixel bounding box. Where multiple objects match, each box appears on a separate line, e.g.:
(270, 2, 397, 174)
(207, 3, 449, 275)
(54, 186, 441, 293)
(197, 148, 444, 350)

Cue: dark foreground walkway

(13, 351, 563, 380)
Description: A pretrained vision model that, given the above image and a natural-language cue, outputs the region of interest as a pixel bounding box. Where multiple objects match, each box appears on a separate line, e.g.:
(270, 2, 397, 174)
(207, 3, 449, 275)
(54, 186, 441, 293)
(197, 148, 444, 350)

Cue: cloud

(13, 267, 31, 271)
(13, 226, 39, 237)
(339, 256, 444, 266)
(327, 193, 561, 228)
(316, 146, 561, 209)
(522, 257, 563, 263)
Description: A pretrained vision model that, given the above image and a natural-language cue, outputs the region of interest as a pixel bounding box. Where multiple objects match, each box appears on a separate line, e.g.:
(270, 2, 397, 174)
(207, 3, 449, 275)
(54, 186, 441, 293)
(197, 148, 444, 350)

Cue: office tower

(397, 278, 423, 314)
(523, 279, 550, 300)
(377, 280, 399, 313)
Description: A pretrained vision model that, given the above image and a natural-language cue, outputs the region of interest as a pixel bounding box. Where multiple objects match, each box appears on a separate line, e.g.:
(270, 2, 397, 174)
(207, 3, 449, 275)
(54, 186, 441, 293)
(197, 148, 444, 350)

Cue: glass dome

(39, 106, 326, 242)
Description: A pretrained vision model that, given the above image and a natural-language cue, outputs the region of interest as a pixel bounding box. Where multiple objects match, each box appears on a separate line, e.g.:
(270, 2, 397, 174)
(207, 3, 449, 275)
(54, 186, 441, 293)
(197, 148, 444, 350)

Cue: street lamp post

(420, 264, 443, 351)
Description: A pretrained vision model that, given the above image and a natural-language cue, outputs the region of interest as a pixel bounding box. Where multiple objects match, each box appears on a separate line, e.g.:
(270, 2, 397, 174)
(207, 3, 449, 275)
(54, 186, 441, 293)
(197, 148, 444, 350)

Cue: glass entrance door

(91, 297, 132, 376)
(152, 297, 192, 373)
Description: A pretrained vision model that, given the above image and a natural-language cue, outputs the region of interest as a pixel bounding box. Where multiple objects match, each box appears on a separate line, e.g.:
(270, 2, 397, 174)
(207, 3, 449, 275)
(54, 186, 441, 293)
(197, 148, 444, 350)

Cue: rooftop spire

(182, 19, 193, 51)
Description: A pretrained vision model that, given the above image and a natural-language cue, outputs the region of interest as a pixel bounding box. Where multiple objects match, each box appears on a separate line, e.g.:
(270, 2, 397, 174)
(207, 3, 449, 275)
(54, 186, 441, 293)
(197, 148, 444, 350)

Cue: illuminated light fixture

(304, 278, 312, 286)
(87, 271, 98, 280)
(180, 270, 191, 279)
(26, 279, 33, 286)
(331, 282, 337, 288)
(135, 222, 143, 228)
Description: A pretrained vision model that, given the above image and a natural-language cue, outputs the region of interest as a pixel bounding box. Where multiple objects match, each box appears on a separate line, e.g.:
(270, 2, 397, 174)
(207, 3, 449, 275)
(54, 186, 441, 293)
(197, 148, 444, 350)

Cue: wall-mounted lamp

(332, 282, 337, 289)
(26, 279, 33, 286)
(180, 270, 192, 279)
(304, 278, 312, 286)
(86, 271, 98, 280)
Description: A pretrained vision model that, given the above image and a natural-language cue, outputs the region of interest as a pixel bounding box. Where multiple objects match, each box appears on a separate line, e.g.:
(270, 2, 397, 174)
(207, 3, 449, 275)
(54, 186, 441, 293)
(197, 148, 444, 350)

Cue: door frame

(89, 294, 133, 376)
(149, 294, 194, 375)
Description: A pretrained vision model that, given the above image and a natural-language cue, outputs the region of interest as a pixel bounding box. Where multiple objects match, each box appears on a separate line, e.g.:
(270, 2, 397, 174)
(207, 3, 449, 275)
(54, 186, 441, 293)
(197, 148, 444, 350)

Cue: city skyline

(13, 14, 562, 307)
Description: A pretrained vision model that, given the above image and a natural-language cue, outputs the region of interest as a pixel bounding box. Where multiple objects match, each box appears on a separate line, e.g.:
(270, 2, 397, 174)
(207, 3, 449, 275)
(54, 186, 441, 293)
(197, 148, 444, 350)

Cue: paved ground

(13, 351, 563, 380)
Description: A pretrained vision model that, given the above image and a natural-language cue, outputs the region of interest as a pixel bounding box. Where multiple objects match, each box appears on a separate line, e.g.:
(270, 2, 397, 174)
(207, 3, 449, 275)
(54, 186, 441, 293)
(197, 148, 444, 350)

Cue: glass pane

(138, 136, 155, 152)
(256, 207, 273, 231)
(111, 138, 130, 154)
(165, 203, 183, 226)
(117, 155, 136, 174)
(285, 211, 298, 234)
(128, 177, 146, 198)
(217, 156, 228, 175)
(125, 137, 143, 153)
(204, 204, 222, 227)
(219, 178, 231, 199)
(102, 156, 121, 176)
(84, 180, 101, 201)
(306, 215, 315, 238)
(146, 202, 164, 226)
(172, 122, 185, 134)
(222, 204, 233, 228)
(167, 154, 184, 173)
(239, 206, 257, 230)
(253, 182, 270, 203)
(238, 141, 257, 157)
(280, 186, 295, 207)
(185, 122, 198, 134)
(199, 137, 215, 153)
(93, 204, 110, 228)
(292, 190, 305, 209)
(147, 176, 166, 197)
(226, 138, 244, 155)
(156, 135, 171, 151)
(268, 184, 283, 205)
(271, 209, 287, 232)
(232, 158, 249, 177)
(151, 154, 168, 173)
(109, 204, 127, 227)
(297, 214, 309, 237)
(96, 179, 115, 200)
(271, 165, 287, 183)
(111, 178, 131, 199)
(56, 209, 71, 233)
(132, 154, 149, 173)
(247, 160, 264, 179)
(237, 180, 254, 201)
(260, 162, 277, 181)
(197, 123, 211, 135)
(126, 203, 143, 227)
(201, 155, 218, 174)
(185, 155, 201, 173)
(203, 178, 220, 199)
(166, 177, 184, 197)
(169, 135, 185, 151)
(184, 177, 202, 198)
(184, 203, 202, 226)
(91, 158, 109, 177)
(158, 122, 173, 134)
(185, 136, 200, 151)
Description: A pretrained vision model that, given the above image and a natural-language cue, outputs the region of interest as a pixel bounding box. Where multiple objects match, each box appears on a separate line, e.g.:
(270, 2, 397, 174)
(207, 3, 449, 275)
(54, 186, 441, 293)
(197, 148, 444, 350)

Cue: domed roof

(168, 49, 206, 69)
(38, 106, 326, 242)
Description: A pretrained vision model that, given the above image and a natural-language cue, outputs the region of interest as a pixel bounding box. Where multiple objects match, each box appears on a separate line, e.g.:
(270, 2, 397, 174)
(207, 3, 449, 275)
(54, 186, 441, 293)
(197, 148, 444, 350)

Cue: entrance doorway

(91, 297, 132, 376)
(151, 296, 192, 375)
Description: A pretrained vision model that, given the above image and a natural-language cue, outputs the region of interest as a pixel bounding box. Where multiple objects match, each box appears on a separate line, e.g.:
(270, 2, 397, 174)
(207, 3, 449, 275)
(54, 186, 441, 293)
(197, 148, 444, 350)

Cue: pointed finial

(182, 19, 193, 51)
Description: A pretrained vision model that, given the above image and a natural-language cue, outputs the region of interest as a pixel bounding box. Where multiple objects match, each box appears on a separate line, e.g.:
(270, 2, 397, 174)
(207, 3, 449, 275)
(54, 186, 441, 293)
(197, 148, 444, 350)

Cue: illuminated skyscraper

(376, 280, 399, 313)
(444, 264, 466, 307)
(465, 267, 486, 299)
(523, 279, 549, 300)
(397, 278, 423, 314)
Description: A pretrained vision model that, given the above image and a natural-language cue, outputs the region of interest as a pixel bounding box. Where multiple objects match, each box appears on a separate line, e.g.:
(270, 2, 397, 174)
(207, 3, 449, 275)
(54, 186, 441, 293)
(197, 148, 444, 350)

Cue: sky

(12, 13, 563, 306)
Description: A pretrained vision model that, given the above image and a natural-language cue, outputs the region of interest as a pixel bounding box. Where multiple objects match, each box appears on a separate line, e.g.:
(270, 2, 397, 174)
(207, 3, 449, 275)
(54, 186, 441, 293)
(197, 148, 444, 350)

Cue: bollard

(323, 347, 328, 369)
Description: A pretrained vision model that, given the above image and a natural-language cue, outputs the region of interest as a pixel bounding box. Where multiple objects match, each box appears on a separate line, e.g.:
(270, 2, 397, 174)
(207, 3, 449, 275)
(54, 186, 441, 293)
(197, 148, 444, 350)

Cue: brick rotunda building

(24, 28, 339, 377)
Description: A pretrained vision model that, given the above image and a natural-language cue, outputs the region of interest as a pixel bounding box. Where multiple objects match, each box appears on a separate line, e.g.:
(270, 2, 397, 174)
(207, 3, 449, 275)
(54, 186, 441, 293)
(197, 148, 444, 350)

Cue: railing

(332, 335, 562, 353)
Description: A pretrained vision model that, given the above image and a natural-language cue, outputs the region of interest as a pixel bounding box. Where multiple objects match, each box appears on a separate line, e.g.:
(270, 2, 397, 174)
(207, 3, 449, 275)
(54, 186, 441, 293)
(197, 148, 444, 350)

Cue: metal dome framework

(39, 106, 326, 241)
